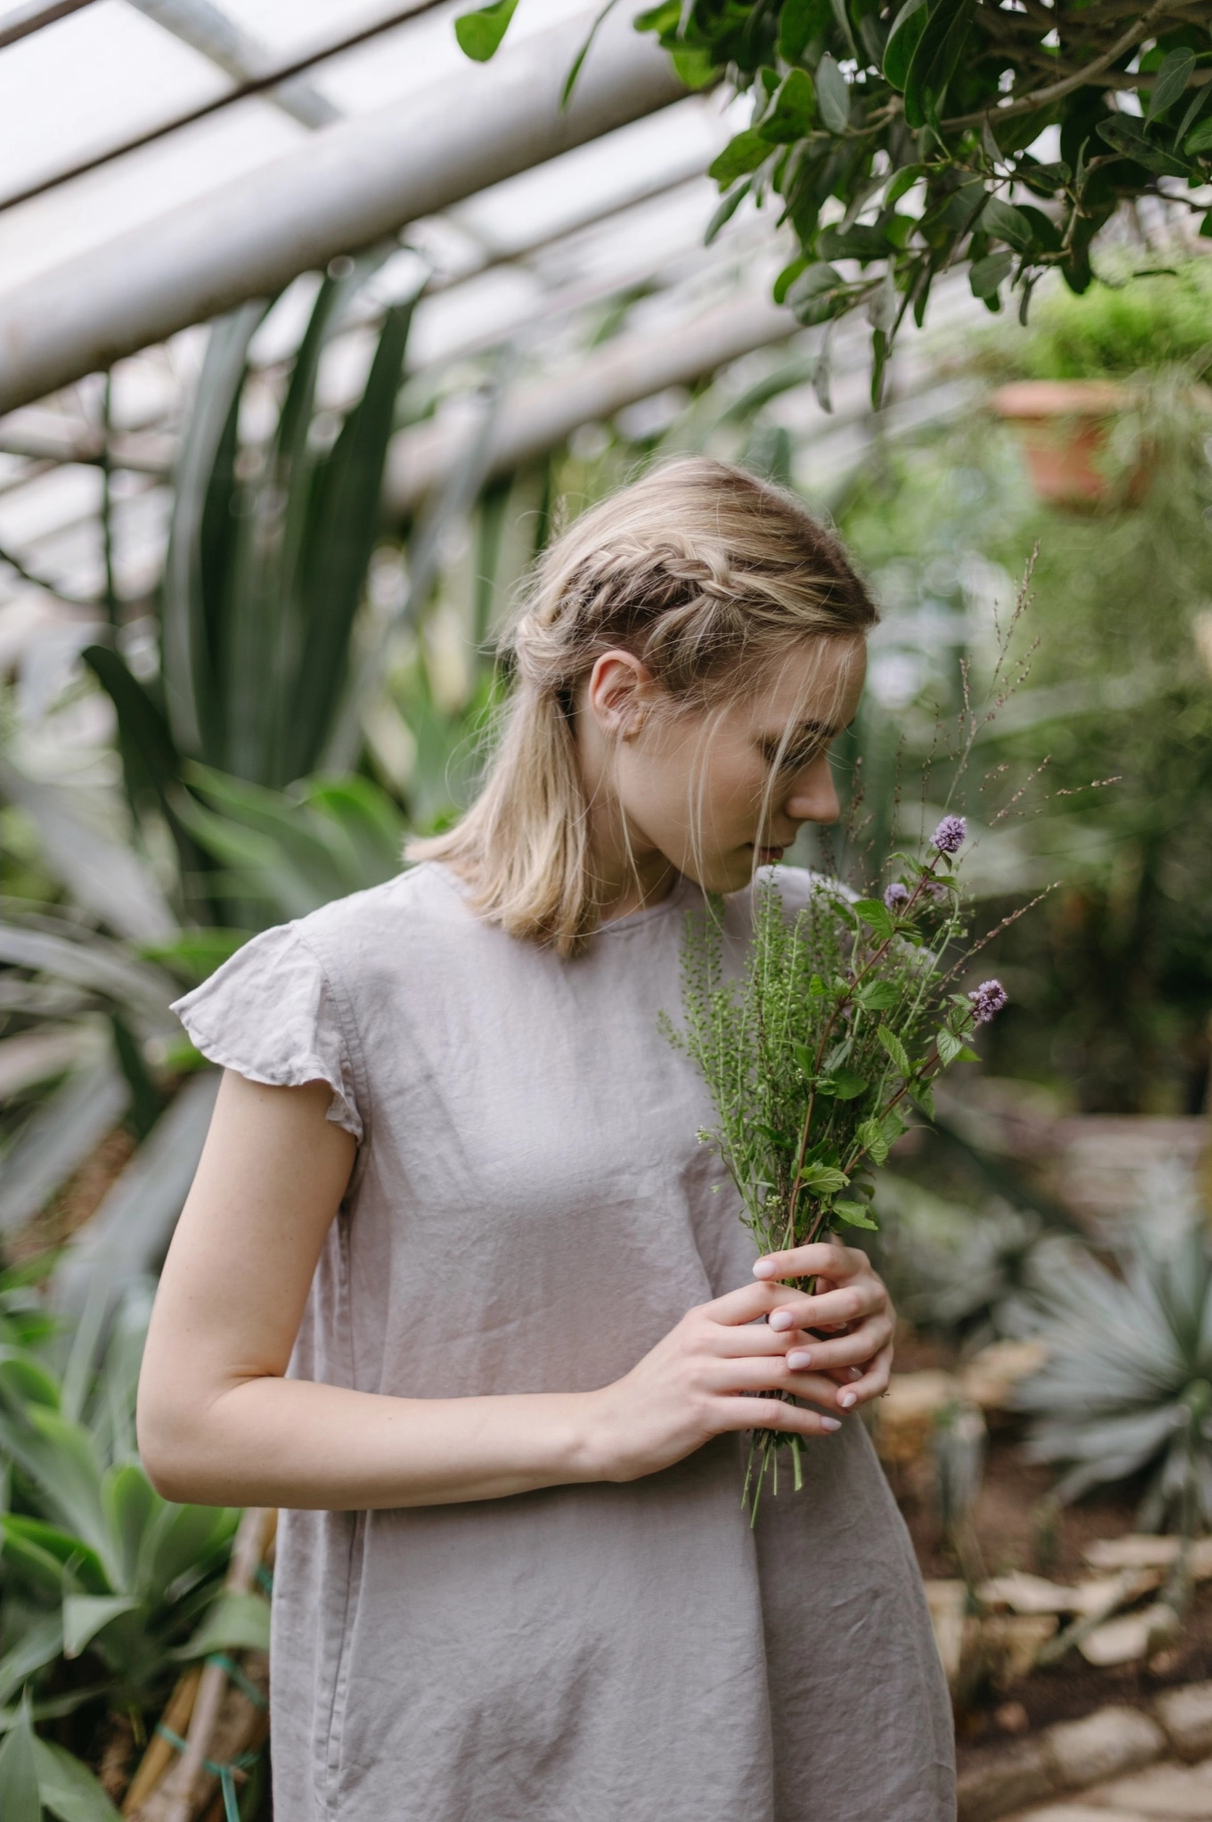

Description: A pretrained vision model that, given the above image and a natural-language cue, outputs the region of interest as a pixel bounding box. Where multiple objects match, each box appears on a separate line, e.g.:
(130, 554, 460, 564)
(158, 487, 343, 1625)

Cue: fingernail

(821, 1416, 841, 1432)
(839, 1391, 857, 1409)
(769, 1309, 794, 1331)
(786, 1350, 812, 1370)
(753, 1259, 776, 1279)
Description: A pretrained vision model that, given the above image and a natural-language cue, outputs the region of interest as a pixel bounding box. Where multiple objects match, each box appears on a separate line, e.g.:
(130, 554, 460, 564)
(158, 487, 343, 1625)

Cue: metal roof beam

(0, 7, 686, 414)
(385, 291, 798, 515)
(127, 0, 341, 130)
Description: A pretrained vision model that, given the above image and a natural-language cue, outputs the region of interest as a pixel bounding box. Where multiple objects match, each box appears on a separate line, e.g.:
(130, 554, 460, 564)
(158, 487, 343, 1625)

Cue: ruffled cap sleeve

(171, 923, 363, 1141)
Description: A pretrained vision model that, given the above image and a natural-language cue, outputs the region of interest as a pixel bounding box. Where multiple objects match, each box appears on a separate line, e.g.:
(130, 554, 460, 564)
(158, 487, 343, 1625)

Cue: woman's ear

(586, 650, 653, 740)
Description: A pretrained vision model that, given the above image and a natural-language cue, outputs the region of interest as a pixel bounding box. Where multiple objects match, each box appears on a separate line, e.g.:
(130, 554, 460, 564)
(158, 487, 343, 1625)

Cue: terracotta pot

(990, 379, 1140, 508)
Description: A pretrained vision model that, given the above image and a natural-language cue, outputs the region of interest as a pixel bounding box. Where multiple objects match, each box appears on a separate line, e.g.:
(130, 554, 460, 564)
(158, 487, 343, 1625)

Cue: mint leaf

(833, 1200, 879, 1230)
(877, 1025, 912, 1078)
(799, 1163, 849, 1195)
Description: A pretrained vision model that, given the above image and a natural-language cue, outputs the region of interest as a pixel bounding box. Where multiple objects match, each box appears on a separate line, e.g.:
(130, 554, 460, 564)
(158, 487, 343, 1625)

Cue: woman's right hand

(585, 1278, 850, 1484)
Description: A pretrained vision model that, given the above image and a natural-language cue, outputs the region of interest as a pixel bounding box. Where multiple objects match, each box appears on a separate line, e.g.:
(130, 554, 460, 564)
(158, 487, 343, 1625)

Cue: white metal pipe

(385, 291, 797, 513)
(0, 8, 685, 413)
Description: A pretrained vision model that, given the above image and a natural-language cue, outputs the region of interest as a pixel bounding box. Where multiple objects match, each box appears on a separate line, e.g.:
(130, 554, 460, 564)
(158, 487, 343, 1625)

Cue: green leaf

(1186, 117, 1212, 155)
(171, 1590, 271, 1660)
(778, 0, 831, 63)
(910, 1079, 936, 1119)
(799, 1163, 849, 1195)
(1, 1516, 107, 1599)
(760, 68, 816, 143)
(885, 162, 924, 206)
(903, 0, 973, 131)
(833, 1200, 879, 1229)
(854, 1116, 890, 1165)
(819, 1069, 868, 1100)
(815, 53, 849, 133)
(877, 1025, 912, 1078)
(0, 1614, 63, 1708)
(828, 0, 858, 59)
(0, 1698, 41, 1822)
(454, 0, 519, 61)
(883, 0, 927, 91)
(137, 1502, 232, 1607)
(880, 1111, 908, 1148)
(561, 0, 624, 108)
(0, 1352, 60, 1412)
(707, 130, 772, 188)
(853, 897, 895, 940)
(786, 262, 846, 325)
(33, 1740, 120, 1822)
(936, 1026, 963, 1065)
(856, 980, 900, 1012)
(101, 1465, 159, 1592)
(0, 1407, 113, 1575)
(980, 196, 1033, 253)
(671, 45, 717, 89)
(773, 256, 807, 303)
(62, 1595, 140, 1661)
(705, 181, 751, 244)
(969, 250, 1013, 299)
(1146, 47, 1195, 125)
(1097, 115, 1190, 177)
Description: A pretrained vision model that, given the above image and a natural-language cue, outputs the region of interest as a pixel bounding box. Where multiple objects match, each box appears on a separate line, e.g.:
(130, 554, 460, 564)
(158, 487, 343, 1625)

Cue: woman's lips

(753, 845, 785, 864)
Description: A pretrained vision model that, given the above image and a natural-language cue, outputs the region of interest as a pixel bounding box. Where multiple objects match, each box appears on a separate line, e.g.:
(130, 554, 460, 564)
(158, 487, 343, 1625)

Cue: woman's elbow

(136, 1381, 219, 1505)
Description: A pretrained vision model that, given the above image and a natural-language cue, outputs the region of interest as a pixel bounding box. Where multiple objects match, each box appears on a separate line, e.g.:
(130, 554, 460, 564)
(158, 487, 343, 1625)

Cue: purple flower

(968, 979, 1008, 1024)
(884, 882, 911, 912)
(931, 814, 967, 855)
(922, 880, 950, 903)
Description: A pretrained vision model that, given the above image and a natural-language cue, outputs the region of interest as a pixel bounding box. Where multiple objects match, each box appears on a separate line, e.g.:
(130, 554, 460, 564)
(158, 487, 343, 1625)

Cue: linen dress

(171, 860, 955, 1822)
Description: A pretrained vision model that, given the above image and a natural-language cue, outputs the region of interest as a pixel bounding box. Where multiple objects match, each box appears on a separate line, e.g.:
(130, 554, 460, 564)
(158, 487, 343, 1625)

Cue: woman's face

(581, 635, 867, 896)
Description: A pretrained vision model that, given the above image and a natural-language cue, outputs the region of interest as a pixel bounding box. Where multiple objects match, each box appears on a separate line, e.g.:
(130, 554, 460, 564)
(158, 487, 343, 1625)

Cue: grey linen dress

(171, 861, 955, 1822)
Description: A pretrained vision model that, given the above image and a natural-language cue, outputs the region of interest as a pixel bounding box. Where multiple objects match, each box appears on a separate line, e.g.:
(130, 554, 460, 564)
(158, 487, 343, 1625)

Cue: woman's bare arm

(138, 1071, 886, 1510)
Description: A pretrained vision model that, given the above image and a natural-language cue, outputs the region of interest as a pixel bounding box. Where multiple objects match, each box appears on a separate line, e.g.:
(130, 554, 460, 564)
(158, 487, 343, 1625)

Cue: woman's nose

(784, 755, 840, 827)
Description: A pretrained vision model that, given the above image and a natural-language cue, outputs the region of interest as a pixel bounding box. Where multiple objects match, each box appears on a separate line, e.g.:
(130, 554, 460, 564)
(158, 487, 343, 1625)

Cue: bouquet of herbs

(665, 813, 1008, 1506)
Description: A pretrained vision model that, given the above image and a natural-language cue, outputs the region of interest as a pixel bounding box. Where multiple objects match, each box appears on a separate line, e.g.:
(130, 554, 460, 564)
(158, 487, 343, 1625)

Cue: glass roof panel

(0, 0, 229, 193)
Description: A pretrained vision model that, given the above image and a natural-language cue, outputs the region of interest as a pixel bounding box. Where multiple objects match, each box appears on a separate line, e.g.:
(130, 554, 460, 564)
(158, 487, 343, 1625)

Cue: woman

(139, 458, 955, 1822)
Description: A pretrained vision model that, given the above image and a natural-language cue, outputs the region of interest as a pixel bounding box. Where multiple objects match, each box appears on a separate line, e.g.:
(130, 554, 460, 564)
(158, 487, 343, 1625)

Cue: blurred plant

(970, 257, 1212, 383)
(0, 1270, 263, 1816)
(829, 282, 1212, 1112)
(870, 1174, 1048, 1348)
(80, 261, 417, 924)
(459, 0, 1212, 393)
(1016, 1180, 1212, 1532)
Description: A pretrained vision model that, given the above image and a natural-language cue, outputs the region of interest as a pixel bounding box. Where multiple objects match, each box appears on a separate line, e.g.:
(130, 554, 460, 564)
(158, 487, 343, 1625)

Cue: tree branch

(945, 0, 1176, 130)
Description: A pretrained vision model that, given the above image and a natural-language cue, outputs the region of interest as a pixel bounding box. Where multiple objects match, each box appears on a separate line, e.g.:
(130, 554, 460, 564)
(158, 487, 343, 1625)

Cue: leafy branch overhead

(456, 0, 1212, 400)
(643, 0, 1212, 399)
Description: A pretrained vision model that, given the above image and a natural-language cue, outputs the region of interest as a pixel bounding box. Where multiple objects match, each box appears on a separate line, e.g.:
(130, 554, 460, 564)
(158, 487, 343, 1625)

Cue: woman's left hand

(752, 1242, 895, 1413)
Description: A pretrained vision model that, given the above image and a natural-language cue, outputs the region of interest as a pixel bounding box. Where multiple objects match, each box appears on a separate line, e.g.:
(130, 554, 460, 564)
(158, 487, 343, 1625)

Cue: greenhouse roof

(0, 0, 999, 639)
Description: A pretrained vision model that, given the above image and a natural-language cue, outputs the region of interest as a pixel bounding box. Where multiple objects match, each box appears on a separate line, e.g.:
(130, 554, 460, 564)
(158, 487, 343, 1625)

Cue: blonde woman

(139, 459, 954, 1821)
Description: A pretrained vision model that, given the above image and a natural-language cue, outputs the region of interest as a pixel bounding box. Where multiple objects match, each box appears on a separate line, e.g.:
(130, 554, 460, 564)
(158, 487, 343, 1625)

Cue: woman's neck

(587, 798, 679, 924)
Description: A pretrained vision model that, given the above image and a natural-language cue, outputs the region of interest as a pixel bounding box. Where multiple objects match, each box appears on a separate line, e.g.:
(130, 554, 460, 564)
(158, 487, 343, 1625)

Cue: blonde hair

(409, 457, 877, 955)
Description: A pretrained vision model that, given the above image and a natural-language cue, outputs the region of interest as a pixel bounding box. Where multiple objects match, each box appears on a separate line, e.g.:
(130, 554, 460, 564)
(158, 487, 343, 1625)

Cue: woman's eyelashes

(760, 737, 824, 774)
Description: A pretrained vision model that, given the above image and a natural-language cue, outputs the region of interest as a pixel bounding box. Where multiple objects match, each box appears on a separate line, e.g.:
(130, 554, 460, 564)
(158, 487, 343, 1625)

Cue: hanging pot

(990, 379, 1141, 509)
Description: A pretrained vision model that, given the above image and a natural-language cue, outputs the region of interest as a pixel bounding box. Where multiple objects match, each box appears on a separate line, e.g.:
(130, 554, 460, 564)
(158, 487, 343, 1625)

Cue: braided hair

(409, 457, 877, 954)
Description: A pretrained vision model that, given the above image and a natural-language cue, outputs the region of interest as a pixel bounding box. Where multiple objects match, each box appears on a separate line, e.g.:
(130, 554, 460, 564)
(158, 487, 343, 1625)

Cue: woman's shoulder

(291, 860, 464, 971)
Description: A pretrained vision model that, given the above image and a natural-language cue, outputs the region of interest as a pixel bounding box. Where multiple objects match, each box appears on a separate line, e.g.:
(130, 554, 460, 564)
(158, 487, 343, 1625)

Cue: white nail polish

(839, 1391, 856, 1408)
(821, 1416, 841, 1432)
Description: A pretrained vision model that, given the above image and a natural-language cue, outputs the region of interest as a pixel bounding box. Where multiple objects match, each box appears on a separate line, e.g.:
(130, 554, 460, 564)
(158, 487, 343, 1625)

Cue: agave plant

(1016, 1178, 1212, 1533)
(0, 1271, 266, 1818)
